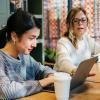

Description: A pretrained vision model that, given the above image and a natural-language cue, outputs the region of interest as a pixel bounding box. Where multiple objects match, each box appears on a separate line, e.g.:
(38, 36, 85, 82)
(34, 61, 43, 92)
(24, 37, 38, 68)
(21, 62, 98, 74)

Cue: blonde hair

(64, 6, 88, 48)
(69, 30, 78, 48)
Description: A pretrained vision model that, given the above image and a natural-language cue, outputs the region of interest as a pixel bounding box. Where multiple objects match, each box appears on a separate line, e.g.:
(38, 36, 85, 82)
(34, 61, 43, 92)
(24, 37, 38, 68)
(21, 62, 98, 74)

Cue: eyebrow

(74, 17, 87, 19)
(30, 35, 36, 38)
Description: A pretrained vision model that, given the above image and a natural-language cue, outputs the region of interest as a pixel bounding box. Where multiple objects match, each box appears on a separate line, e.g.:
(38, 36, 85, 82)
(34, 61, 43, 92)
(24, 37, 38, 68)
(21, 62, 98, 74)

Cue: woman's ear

(11, 31, 17, 42)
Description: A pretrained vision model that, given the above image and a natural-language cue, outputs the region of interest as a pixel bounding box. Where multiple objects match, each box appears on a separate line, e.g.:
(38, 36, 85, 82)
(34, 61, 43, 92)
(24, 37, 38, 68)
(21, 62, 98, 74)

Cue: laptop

(43, 56, 98, 92)
(70, 56, 98, 91)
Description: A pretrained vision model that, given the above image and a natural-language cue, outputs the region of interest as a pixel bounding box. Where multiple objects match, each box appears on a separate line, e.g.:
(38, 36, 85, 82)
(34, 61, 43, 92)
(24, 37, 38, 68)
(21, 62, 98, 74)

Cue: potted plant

(45, 48, 56, 63)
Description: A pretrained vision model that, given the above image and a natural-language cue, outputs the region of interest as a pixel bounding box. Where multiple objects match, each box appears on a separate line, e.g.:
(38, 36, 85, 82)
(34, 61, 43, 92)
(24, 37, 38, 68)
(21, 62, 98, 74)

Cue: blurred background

(0, 0, 100, 67)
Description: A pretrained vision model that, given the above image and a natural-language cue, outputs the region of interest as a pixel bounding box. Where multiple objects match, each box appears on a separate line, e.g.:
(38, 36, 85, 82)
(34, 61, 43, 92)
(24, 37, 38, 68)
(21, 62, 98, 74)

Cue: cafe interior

(1, 0, 100, 100)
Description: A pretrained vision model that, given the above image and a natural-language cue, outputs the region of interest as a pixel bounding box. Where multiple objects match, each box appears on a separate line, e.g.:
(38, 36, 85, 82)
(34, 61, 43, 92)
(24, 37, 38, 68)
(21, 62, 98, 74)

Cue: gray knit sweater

(0, 50, 54, 99)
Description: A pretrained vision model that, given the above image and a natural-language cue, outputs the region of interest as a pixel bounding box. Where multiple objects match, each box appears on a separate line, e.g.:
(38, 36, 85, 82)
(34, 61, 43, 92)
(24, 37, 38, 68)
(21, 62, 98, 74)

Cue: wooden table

(19, 63, 100, 100)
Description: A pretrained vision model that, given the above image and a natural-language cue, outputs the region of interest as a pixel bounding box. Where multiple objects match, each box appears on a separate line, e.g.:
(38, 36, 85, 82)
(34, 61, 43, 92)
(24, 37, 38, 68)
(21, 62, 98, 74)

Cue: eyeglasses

(73, 18, 87, 24)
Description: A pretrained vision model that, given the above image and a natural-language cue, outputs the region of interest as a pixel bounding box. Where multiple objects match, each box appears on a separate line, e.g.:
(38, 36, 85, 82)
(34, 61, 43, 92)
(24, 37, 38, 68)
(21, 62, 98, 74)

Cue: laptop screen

(70, 56, 98, 90)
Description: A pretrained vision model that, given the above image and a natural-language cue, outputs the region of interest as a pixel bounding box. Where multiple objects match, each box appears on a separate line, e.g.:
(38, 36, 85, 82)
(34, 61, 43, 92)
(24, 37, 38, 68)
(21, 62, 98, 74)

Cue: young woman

(54, 7, 100, 75)
(0, 9, 54, 99)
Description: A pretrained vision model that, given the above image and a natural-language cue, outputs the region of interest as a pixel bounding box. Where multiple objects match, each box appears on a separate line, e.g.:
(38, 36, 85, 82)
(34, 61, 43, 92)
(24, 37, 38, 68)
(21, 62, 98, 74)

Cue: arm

(87, 35, 100, 55)
(29, 56, 55, 78)
(0, 54, 55, 99)
(0, 60, 44, 100)
(29, 56, 55, 87)
(39, 75, 54, 87)
(55, 40, 76, 74)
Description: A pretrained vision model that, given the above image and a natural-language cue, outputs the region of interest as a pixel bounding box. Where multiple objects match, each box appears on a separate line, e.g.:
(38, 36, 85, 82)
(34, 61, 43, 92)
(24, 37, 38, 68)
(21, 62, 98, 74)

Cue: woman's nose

(32, 39, 37, 47)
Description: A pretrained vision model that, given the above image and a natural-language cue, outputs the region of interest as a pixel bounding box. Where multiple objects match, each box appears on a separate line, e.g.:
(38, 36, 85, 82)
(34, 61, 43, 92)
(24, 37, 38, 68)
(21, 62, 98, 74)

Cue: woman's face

(15, 28, 40, 55)
(72, 11, 87, 39)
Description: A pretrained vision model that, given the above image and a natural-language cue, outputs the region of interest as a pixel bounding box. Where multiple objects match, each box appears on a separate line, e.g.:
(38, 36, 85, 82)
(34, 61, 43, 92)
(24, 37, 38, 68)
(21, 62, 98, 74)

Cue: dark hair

(0, 9, 36, 48)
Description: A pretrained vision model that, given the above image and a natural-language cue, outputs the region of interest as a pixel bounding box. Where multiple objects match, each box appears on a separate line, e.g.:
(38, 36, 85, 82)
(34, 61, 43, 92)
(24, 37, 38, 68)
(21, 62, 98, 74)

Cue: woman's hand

(39, 74, 54, 87)
(88, 73, 96, 77)
(70, 68, 77, 76)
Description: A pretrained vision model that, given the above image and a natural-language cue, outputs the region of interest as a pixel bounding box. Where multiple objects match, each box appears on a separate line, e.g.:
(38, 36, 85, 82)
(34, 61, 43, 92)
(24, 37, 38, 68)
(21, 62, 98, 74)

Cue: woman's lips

(28, 49, 33, 52)
(78, 27, 84, 29)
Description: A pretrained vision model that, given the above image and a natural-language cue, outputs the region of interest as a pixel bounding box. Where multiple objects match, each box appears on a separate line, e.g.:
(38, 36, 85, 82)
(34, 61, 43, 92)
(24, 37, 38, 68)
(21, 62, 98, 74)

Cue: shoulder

(20, 54, 38, 65)
(83, 33, 94, 43)
(0, 50, 6, 61)
(58, 37, 69, 44)
(20, 54, 35, 62)
(57, 37, 72, 49)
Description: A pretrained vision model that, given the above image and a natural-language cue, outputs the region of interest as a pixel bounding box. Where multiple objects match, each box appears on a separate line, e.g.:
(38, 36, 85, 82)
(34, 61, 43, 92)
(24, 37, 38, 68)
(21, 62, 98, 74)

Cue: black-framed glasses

(73, 18, 87, 24)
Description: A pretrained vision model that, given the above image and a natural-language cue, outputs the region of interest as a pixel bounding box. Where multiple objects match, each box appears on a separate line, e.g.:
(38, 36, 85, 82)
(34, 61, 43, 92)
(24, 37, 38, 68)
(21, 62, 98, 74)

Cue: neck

(1, 42, 19, 58)
(73, 32, 83, 40)
(77, 36, 83, 40)
(74, 34, 83, 40)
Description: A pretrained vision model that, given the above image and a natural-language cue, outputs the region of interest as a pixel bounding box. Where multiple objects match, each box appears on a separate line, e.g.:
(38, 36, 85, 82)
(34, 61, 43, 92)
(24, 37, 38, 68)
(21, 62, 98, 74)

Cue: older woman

(54, 7, 100, 75)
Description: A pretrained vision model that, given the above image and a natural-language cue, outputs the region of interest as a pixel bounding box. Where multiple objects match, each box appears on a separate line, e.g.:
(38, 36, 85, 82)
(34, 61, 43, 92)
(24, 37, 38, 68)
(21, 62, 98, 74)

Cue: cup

(54, 72, 72, 100)
(97, 56, 100, 62)
(96, 56, 100, 72)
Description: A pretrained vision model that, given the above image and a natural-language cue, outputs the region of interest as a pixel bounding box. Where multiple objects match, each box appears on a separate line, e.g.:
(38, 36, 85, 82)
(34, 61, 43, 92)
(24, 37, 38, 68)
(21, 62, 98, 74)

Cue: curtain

(43, 0, 100, 49)
(43, 0, 68, 49)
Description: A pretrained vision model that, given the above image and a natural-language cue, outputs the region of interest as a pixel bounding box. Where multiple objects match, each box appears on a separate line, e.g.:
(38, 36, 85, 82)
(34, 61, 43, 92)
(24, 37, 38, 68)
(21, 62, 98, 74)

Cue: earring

(13, 40, 16, 45)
